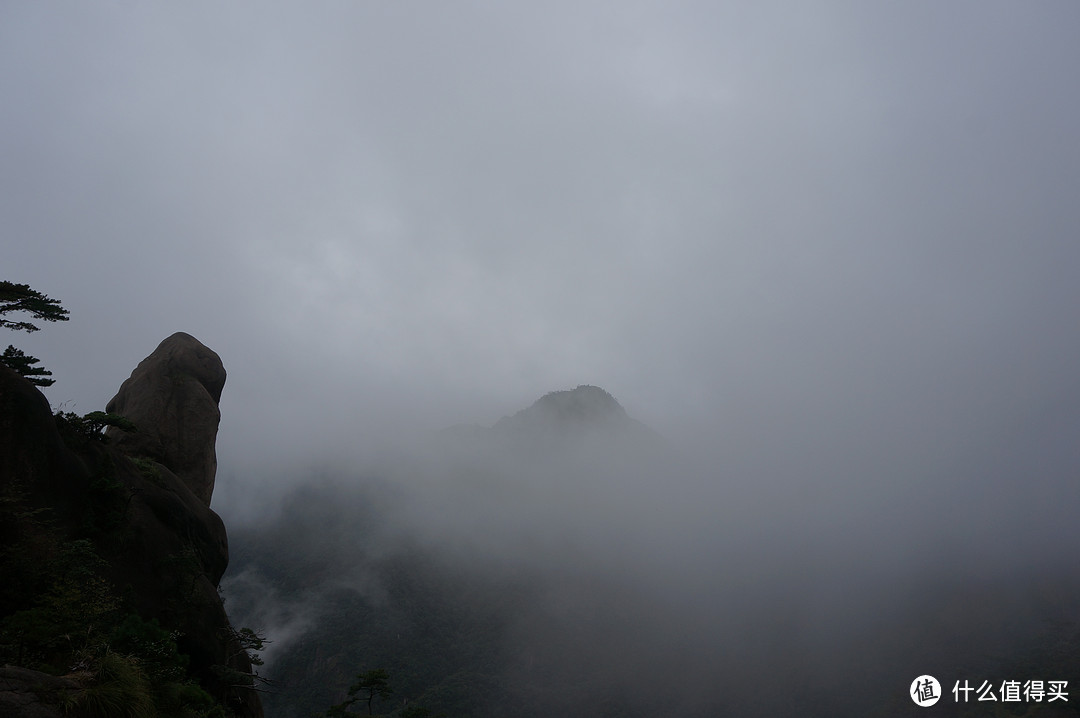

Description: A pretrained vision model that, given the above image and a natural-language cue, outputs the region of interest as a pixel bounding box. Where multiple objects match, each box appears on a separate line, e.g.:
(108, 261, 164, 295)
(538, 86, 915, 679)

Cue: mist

(4, 2, 1080, 716)
(219, 377, 1080, 715)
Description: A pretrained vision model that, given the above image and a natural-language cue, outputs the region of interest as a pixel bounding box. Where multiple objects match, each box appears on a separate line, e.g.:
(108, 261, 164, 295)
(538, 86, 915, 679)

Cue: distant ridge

(439, 385, 660, 451)
(494, 385, 629, 431)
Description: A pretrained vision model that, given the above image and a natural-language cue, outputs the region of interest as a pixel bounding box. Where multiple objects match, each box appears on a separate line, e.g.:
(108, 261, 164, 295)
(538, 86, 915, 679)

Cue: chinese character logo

(911, 675, 942, 707)
(951, 678, 1069, 704)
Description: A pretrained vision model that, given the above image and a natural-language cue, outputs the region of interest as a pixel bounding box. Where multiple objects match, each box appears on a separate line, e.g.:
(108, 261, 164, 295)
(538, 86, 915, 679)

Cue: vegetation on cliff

(0, 375, 248, 716)
(0, 281, 69, 388)
(0, 283, 262, 717)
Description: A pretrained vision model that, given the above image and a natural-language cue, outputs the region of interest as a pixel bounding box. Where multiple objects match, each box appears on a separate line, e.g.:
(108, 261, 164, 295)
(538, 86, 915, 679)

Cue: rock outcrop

(0, 666, 80, 718)
(0, 338, 261, 718)
(105, 332, 225, 506)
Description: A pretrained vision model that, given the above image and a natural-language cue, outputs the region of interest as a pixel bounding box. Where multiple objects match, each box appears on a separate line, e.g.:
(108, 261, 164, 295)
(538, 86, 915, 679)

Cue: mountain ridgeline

(495, 385, 648, 433)
(440, 384, 658, 447)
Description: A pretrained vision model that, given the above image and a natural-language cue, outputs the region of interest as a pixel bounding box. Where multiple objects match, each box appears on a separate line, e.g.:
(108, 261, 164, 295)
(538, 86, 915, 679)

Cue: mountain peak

(492, 384, 641, 436)
(528, 385, 627, 422)
(439, 385, 658, 449)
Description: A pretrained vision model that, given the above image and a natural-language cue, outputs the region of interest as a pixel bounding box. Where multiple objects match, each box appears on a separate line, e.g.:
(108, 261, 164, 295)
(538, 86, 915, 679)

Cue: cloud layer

(4, 8, 1080, 669)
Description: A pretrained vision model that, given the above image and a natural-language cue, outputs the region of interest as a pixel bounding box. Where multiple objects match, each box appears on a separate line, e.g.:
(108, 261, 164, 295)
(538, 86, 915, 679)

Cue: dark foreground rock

(0, 335, 261, 718)
(0, 666, 80, 718)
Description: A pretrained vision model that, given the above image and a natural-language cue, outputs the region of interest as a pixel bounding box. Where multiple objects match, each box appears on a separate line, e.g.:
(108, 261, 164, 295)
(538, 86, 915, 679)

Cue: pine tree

(0, 345, 55, 387)
(0, 281, 69, 387)
(0, 281, 70, 332)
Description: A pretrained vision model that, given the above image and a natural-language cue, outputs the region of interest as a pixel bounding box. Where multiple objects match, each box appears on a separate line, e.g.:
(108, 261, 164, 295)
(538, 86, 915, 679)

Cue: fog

(3, 2, 1080, 715)
(218, 388, 1080, 715)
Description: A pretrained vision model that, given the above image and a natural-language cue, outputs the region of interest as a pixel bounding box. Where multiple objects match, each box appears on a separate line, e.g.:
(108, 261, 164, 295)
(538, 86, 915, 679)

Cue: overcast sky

(4, 3, 1080, 518)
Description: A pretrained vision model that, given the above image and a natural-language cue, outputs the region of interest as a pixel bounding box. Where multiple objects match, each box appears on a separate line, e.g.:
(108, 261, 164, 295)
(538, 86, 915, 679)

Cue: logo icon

(911, 675, 941, 706)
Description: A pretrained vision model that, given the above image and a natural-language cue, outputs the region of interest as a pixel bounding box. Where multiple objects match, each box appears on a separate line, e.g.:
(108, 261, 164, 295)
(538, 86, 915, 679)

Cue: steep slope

(0, 334, 262, 718)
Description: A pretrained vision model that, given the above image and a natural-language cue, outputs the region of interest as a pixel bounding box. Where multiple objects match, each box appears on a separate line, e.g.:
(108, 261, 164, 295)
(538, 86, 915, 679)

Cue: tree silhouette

(351, 669, 393, 716)
(0, 281, 70, 332)
(0, 345, 55, 387)
(324, 668, 393, 716)
(0, 281, 69, 387)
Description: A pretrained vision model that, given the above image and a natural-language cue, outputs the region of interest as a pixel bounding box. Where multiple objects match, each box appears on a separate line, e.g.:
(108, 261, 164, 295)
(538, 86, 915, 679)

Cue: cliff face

(0, 335, 262, 718)
(105, 332, 226, 506)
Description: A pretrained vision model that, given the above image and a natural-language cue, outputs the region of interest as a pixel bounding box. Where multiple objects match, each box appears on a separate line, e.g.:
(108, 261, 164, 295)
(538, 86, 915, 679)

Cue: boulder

(0, 666, 80, 718)
(0, 342, 261, 718)
(0, 362, 88, 508)
(105, 332, 225, 506)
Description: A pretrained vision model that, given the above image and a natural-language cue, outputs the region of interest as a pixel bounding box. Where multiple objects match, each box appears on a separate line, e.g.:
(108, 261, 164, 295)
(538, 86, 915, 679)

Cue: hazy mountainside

(226, 386, 674, 718)
(440, 385, 660, 460)
(225, 386, 1080, 718)
(0, 334, 262, 718)
(492, 385, 657, 440)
